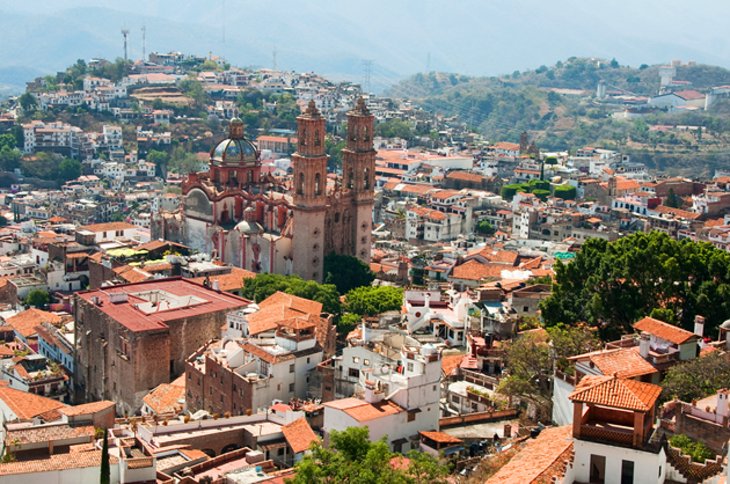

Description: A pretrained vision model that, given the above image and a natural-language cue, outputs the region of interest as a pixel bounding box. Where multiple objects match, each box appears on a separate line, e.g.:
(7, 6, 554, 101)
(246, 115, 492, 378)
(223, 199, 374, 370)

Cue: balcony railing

(580, 424, 634, 446)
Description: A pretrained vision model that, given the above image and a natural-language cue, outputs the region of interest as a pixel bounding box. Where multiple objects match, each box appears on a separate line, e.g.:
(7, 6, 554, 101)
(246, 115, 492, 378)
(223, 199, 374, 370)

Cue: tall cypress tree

(100, 428, 110, 484)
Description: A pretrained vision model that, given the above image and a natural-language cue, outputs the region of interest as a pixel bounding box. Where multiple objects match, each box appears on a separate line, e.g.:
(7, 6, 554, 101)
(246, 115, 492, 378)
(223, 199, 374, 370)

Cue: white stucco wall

(552, 376, 575, 426)
(573, 439, 666, 484)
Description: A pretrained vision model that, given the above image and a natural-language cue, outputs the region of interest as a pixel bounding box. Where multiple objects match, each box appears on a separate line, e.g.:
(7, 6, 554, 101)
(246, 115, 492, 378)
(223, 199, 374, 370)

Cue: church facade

(153, 99, 375, 282)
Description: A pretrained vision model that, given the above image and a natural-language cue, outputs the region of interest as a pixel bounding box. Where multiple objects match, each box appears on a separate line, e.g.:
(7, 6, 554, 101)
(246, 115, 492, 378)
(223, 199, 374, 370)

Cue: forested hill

(386, 59, 730, 175)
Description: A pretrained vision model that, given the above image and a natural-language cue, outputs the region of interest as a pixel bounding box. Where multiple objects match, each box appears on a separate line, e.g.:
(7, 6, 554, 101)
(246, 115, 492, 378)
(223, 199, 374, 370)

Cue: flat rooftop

(77, 278, 249, 332)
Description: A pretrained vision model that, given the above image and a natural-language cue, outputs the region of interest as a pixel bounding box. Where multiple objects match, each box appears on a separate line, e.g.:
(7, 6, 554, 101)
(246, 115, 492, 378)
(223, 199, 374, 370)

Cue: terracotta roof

(450, 260, 507, 281)
(430, 189, 462, 201)
(59, 400, 115, 417)
(493, 142, 520, 151)
(0, 450, 117, 476)
(0, 386, 67, 420)
(446, 171, 486, 183)
(409, 205, 447, 221)
(143, 375, 185, 415)
(323, 397, 405, 422)
(281, 417, 319, 454)
(487, 426, 573, 483)
(633, 316, 697, 345)
(260, 291, 322, 316)
(674, 89, 705, 100)
(241, 342, 295, 364)
(419, 431, 463, 445)
(190, 267, 256, 292)
(569, 375, 662, 412)
(78, 221, 136, 233)
(441, 353, 465, 377)
(587, 347, 658, 379)
(653, 205, 700, 220)
(6, 309, 64, 338)
(6, 424, 94, 446)
(466, 247, 519, 265)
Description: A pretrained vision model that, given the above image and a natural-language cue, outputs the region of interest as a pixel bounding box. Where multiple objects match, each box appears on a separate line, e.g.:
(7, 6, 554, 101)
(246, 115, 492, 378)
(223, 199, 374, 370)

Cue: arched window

(314, 173, 322, 196)
(364, 167, 370, 190)
(298, 172, 305, 195)
(363, 126, 369, 141)
(347, 168, 354, 189)
(314, 129, 321, 146)
(247, 170, 253, 183)
(301, 128, 307, 146)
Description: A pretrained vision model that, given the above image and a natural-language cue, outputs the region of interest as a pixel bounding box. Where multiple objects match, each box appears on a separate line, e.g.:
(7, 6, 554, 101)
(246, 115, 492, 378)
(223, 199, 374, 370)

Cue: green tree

(100, 428, 110, 484)
(241, 273, 342, 315)
(168, 145, 202, 174)
(665, 188, 683, 208)
(547, 324, 602, 372)
(669, 434, 717, 463)
(661, 352, 730, 402)
(287, 426, 447, 484)
(497, 331, 552, 419)
(338, 312, 361, 335)
(58, 158, 81, 181)
(18, 92, 37, 112)
(552, 184, 576, 200)
(179, 78, 210, 107)
(376, 118, 414, 140)
(0, 146, 21, 171)
(500, 184, 525, 201)
(475, 220, 496, 236)
(345, 286, 403, 316)
(25, 289, 49, 308)
(323, 253, 375, 294)
(540, 231, 730, 339)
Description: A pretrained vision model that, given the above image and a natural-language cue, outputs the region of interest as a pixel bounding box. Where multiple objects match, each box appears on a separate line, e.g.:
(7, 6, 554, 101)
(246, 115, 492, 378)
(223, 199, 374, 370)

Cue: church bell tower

(343, 97, 376, 262)
(291, 101, 328, 281)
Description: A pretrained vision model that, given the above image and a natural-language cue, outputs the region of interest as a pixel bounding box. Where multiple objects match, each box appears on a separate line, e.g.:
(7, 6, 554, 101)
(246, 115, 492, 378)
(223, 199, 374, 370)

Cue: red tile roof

(633, 316, 697, 345)
(78, 221, 137, 233)
(441, 353, 465, 377)
(143, 375, 185, 415)
(419, 431, 463, 445)
(6, 309, 64, 338)
(450, 260, 508, 281)
(0, 450, 117, 476)
(190, 267, 256, 292)
(487, 426, 573, 483)
(59, 400, 115, 417)
(0, 386, 67, 420)
(587, 347, 658, 379)
(282, 417, 319, 454)
(569, 375, 662, 412)
(323, 397, 404, 422)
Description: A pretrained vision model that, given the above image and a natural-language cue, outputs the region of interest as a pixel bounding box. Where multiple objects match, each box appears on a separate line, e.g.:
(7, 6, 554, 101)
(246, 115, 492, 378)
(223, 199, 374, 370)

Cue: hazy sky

(2, 0, 730, 88)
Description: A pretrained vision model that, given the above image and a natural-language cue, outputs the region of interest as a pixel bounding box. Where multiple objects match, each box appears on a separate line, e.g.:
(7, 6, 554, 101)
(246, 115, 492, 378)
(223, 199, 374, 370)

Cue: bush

(501, 184, 527, 201)
(669, 434, 716, 463)
(553, 184, 577, 200)
(532, 189, 550, 201)
(345, 286, 403, 316)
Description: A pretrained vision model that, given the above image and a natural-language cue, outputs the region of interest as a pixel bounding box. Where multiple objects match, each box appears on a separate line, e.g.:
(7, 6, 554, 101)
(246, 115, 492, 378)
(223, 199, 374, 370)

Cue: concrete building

(73, 278, 248, 415)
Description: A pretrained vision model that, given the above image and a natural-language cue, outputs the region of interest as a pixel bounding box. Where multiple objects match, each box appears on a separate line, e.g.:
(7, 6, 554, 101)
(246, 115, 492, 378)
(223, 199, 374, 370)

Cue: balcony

(579, 423, 634, 446)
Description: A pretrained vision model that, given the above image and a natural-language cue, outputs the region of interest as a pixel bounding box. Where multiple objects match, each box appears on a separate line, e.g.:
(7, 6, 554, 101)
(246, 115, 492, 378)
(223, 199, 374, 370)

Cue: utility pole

(141, 26, 146, 62)
(121, 29, 130, 62)
(272, 46, 277, 71)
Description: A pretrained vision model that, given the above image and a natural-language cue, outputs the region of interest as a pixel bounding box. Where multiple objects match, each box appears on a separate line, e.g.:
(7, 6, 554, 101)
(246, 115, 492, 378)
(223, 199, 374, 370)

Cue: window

(363, 359, 370, 366)
(314, 173, 321, 196)
(352, 356, 360, 364)
(407, 410, 416, 422)
(621, 460, 634, 484)
(348, 368, 360, 378)
(407, 362, 414, 372)
(289, 382, 295, 392)
(523, 306, 529, 312)
(289, 364, 295, 373)
(306, 357, 310, 364)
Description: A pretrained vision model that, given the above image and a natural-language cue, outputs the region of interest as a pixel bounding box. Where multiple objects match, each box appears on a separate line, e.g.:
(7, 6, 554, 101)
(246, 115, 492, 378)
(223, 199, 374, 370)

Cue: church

(153, 99, 376, 282)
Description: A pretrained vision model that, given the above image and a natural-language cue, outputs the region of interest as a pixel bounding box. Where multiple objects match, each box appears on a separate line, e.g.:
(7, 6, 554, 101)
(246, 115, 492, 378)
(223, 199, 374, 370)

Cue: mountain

(2, 0, 730, 93)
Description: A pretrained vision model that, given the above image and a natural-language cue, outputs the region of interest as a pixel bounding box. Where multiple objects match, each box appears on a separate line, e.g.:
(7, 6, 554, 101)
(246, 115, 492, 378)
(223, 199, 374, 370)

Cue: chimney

(639, 332, 650, 359)
(717, 389, 729, 419)
(423, 292, 431, 309)
(212, 279, 220, 292)
(694, 315, 705, 338)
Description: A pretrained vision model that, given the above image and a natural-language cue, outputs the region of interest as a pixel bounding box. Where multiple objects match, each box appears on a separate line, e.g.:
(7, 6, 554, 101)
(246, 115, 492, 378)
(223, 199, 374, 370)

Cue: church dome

(210, 118, 259, 166)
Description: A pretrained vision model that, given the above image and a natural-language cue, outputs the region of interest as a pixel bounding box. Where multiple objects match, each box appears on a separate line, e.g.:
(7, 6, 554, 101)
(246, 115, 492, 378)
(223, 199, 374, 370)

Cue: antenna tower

(121, 29, 130, 62)
(362, 59, 373, 94)
(141, 26, 146, 62)
(273, 46, 278, 71)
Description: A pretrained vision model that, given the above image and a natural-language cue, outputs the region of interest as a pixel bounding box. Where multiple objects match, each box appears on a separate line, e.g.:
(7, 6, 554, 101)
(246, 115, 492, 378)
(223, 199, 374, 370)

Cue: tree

(25, 289, 49, 308)
(540, 231, 730, 339)
(323, 253, 375, 294)
(610, 58, 620, 68)
(241, 273, 342, 315)
(500, 184, 525, 201)
(552, 184, 576, 200)
(547, 324, 602, 373)
(58, 158, 81, 181)
(287, 426, 448, 484)
(100, 428, 110, 484)
(18, 92, 37, 112)
(475, 220, 496, 236)
(665, 188, 683, 208)
(0, 146, 21, 171)
(168, 145, 202, 175)
(338, 312, 361, 335)
(661, 352, 730, 402)
(497, 331, 552, 419)
(345, 286, 403, 316)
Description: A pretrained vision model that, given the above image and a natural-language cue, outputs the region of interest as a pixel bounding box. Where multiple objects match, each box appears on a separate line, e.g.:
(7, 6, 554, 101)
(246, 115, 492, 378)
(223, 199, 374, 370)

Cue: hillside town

(0, 49, 727, 484)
